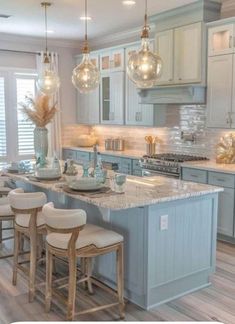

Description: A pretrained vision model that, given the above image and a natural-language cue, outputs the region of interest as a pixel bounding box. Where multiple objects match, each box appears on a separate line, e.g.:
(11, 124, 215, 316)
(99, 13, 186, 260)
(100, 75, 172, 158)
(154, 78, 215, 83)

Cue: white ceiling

(0, 0, 198, 41)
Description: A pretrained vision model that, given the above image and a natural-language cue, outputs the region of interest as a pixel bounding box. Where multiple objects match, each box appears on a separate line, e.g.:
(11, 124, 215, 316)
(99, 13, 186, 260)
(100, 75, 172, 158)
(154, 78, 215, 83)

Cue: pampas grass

(20, 95, 57, 127)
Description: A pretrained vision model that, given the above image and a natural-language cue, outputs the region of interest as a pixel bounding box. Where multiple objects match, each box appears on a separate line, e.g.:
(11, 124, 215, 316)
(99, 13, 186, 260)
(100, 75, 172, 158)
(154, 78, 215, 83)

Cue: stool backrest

(43, 202, 87, 230)
(9, 188, 47, 211)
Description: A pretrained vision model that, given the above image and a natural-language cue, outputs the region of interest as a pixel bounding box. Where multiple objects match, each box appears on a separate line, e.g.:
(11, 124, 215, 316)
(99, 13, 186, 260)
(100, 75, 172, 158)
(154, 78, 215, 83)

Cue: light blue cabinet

(181, 166, 235, 242)
(63, 149, 141, 176)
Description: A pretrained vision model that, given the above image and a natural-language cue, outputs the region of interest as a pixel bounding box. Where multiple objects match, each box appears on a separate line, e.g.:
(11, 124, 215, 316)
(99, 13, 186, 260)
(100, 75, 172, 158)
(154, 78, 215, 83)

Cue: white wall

(0, 33, 80, 125)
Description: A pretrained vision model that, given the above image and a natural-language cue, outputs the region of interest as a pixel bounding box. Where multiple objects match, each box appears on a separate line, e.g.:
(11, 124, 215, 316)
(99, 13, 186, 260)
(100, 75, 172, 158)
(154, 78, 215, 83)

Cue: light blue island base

(17, 181, 218, 310)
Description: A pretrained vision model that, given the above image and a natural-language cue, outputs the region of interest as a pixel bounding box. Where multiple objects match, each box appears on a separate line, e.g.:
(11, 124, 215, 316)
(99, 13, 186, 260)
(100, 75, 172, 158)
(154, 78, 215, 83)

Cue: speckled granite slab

(5, 169, 223, 211)
(182, 160, 235, 174)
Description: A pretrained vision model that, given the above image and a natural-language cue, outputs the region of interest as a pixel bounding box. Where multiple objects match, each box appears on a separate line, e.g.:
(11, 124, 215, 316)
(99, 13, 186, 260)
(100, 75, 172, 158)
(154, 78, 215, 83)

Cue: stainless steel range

(140, 153, 208, 178)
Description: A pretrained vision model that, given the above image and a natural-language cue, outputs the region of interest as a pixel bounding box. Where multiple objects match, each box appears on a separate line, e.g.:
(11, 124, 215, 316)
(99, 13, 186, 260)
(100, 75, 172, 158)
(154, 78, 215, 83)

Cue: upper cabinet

(76, 53, 100, 125)
(208, 24, 234, 56)
(207, 20, 235, 129)
(100, 48, 125, 73)
(100, 71, 124, 125)
(155, 30, 174, 85)
(125, 44, 154, 126)
(174, 22, 202, 84)
(155, 22, 202, 86)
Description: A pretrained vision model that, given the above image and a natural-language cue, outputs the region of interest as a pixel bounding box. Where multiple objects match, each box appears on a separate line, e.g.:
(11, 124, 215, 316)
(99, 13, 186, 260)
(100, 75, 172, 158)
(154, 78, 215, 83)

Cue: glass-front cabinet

(100, 72, 124, 125)
(208, 23, 234, 56)
(100, 48, 125, 72)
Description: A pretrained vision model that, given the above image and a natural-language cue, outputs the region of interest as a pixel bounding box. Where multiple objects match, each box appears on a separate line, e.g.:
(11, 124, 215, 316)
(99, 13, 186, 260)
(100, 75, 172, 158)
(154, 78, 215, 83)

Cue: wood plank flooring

(0, 240, 235, 323)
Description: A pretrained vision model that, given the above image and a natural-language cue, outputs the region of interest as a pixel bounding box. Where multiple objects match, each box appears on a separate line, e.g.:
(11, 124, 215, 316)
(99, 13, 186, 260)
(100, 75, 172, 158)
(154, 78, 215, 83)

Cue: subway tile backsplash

(62, 105, 233, 159)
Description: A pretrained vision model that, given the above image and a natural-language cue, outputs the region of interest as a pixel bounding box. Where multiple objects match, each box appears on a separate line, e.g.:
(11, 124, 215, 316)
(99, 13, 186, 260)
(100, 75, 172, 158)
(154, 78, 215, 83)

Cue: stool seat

(15, 211, 45, 228)
(46, 223, 123, 250)
(0, 187, 11, 194)
(0, 204, 14, 217)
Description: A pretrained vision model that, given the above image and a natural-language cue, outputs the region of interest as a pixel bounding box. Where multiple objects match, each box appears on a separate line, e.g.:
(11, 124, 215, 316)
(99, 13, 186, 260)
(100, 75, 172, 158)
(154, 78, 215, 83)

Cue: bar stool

(43, 202, 125, 321)
(0, 194, 15, 259)
(9, 188, 47, 302)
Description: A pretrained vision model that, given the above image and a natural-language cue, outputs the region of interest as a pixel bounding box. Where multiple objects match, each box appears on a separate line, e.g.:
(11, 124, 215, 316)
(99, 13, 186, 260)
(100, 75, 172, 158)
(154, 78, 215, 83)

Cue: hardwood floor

(0, 239, 235, 323)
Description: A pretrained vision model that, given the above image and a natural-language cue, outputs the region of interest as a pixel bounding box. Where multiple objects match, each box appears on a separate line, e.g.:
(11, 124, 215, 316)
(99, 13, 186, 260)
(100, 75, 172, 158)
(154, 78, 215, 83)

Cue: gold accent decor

(216, 133, 235, 164)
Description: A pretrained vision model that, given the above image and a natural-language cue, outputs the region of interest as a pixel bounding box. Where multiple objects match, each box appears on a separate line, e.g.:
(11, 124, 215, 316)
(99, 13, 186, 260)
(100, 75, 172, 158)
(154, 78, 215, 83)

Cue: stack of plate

(68, 178, 105, 192)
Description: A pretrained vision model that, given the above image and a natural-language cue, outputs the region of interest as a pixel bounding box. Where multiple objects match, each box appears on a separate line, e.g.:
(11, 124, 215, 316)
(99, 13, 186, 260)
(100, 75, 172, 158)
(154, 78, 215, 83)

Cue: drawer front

(208, 171, 235, 188)
(101, 154, 120, 164)
(119, 158, 132, 174)
(182, 168, 207, 184)
(63, 149, 77, 161)
(133, 159, 141, 169)
(76, 151, 90, 164)
(133, 170, 143, 177)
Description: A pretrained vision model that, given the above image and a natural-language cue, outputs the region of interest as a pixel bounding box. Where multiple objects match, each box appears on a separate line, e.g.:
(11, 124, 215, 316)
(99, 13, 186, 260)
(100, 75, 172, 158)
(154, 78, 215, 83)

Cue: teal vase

(34, 127, 48, 165)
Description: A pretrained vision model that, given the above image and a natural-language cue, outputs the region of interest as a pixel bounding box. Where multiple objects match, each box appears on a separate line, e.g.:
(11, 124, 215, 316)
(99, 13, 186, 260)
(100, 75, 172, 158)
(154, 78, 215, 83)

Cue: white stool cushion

(9, 188, 47, 210)
(43, 202, 87, 229)
(0, 204, 14, 217)
(46, 224, 123, 250)
(15, 211, 45, 228)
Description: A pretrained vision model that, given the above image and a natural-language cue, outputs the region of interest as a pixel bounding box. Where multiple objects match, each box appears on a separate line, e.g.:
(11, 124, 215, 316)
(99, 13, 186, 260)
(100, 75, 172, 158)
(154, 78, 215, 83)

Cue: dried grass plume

(20, 95, 57, 127)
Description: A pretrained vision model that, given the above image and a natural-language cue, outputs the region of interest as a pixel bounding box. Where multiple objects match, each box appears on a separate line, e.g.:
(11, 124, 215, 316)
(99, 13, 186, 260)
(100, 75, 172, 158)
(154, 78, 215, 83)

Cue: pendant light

(127, 0, 162, 88)
(72, 0, 100, 93)
(37, 2, 60, 95)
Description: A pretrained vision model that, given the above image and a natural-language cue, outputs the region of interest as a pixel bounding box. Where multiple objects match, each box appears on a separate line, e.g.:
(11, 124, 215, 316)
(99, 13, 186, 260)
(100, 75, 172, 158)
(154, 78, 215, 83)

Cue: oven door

(142, 169, 179, 178)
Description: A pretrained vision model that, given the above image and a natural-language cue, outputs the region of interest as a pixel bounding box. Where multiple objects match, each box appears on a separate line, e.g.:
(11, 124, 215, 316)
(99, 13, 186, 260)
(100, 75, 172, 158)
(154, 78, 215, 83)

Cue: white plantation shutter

(16, 76, 36, 158)
(0, 76, 7, 161)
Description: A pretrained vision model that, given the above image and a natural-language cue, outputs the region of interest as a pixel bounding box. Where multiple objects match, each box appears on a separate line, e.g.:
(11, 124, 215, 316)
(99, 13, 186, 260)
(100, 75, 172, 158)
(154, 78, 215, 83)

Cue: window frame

(0, 67, 38, 162)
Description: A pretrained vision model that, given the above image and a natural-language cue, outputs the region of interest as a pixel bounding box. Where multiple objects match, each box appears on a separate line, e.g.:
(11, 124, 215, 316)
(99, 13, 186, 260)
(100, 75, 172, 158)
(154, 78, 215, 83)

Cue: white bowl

(36, 168, 61, 179)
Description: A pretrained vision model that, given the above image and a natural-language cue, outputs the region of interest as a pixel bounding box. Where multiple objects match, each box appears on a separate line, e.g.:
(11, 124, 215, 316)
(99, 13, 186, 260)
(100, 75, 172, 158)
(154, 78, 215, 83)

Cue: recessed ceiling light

(122, 0, 136, 5)
(80, 16, 92, 21)
(46, 30, 54, 34)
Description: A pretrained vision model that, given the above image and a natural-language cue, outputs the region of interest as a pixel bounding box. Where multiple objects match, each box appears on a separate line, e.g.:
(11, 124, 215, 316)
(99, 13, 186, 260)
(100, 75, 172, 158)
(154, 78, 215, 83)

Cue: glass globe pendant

(72, 0, 100, 93)
(37, 2, 60, 95)
(127, 0, 162, 88)
(37, 54, 60, 95)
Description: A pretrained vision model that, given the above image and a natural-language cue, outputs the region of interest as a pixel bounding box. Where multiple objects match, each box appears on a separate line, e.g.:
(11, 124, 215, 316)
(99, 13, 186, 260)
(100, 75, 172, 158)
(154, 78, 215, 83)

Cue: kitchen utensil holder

(146, 143, 156, 156)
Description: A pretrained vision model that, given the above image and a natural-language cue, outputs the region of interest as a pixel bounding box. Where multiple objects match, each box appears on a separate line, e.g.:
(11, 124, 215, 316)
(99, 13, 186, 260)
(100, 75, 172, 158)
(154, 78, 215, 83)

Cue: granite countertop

(182, 160, 235, 174)
(5, 169, 223, 211)
(63, 146, 144, 160)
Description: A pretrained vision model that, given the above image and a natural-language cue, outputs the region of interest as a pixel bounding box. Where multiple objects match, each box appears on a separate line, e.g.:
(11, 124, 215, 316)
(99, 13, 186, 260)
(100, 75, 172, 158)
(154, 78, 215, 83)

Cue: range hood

(138, 85, 206, 105)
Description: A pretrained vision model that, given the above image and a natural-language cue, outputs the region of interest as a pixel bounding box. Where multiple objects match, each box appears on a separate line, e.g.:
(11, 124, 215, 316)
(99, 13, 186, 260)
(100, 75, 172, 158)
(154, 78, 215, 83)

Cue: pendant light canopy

(72, 0, 100, 93)
(37, 2, 60, 95)
(127, 0, 162, 88)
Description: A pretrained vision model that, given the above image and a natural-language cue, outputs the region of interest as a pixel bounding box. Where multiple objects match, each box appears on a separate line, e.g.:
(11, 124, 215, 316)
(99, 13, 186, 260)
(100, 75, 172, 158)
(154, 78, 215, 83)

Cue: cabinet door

(208, 24, 234, 57)
(174, 22, 202, 84)
(110, 71, 124, 125)
(100, 72, 124, 125)
(76, 54, 100, 124)
(111, 48, 125, 71)
(207, 55, 233, 128)
(100, 49, 124, 72)
(155, 29, 174, 85)
(217, 187, 234, 237)
(125, 45, 154, 126)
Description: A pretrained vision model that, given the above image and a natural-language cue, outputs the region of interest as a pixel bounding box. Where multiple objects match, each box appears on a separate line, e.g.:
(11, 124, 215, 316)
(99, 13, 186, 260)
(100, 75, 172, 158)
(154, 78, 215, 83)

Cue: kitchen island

(6, 171, 222, 310)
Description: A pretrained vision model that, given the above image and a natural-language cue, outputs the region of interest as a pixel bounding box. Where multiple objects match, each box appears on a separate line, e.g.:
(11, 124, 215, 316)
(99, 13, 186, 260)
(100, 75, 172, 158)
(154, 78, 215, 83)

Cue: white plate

(69, 178, 104, 191)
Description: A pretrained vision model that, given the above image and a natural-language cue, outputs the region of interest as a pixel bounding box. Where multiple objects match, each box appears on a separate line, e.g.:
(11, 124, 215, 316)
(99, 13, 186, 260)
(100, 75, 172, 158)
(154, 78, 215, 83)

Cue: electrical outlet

(160, 215, 168, 231)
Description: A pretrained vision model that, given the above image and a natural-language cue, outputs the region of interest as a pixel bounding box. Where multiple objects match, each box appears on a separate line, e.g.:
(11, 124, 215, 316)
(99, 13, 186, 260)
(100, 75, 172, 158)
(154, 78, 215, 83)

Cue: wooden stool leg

(29, 232, 37, 302)
(12, 229, 20, 285)
(45, 248, 53, 313)
(19, 233, 24, 252)
(67, 253, 77, 321)
(0, 220, 2, 244)
(81, 258, 87, 290)
(117, 243, 125, 319)
(86, 258, 94, 295)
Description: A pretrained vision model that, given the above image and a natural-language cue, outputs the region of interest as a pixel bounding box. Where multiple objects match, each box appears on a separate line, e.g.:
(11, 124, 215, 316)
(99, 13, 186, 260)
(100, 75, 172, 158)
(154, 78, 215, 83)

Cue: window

(0, 69, 37, 162)
(0, 77, 7, 161)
